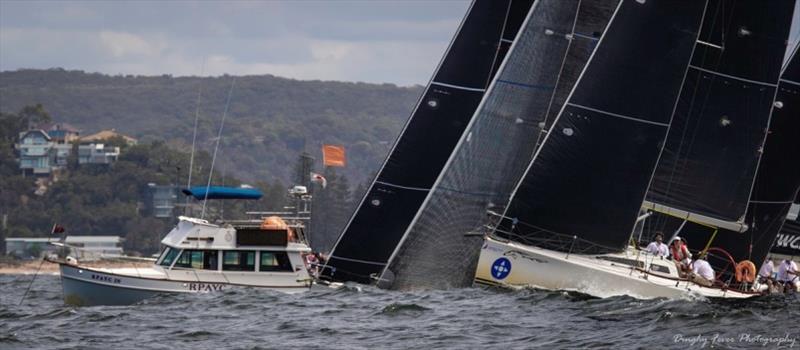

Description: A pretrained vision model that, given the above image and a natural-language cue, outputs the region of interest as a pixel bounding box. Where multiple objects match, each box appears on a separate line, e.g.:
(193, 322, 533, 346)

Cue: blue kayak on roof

(182, 186, 263, 200)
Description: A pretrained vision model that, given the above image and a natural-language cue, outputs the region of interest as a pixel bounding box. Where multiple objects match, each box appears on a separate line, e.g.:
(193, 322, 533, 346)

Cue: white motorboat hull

(475, 237, 759, 299)
(58, 262, 310, 306)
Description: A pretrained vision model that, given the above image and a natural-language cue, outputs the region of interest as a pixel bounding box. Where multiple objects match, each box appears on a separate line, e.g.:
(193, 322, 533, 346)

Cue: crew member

(758, 258, 775, 292)
(689, 254, 715, 287)
(305, 253, 320, 278)
(776, 259, 798, 293)
(670, 237, 692, 277)
(646, 232, 669, 257)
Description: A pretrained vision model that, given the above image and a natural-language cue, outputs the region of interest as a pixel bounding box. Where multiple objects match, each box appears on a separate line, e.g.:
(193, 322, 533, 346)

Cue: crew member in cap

(670, 237, 692, 278)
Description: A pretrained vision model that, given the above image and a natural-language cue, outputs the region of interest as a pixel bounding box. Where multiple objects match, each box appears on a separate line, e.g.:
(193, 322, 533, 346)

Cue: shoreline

(0, 259, 150, 275)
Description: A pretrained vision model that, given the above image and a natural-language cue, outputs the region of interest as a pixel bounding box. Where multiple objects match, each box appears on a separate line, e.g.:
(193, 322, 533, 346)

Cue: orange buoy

(735, 260, 756, 283)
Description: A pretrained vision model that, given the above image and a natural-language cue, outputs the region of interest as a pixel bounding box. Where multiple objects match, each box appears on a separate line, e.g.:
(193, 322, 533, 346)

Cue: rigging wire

(201, 78, 237, 220)
(186, 57, 207, 213)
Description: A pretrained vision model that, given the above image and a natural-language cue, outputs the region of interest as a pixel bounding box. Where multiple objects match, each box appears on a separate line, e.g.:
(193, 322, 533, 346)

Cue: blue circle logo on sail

(491, 257, 511, 280)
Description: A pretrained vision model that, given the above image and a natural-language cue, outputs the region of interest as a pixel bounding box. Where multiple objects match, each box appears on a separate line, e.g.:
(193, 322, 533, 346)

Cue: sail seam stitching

(567, 103, 669, 127)
(689, 65, 778, 87)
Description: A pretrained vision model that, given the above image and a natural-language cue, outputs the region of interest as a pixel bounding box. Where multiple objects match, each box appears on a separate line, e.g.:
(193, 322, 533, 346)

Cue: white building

(5, 236, 124, 260)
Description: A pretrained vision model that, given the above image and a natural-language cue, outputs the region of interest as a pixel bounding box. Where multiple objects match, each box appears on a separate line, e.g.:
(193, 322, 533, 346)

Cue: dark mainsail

(679, 45, 800, 273)
(496, 0, 708, 254)
(320, 0, 533, 284)
(646, 0, 797, 224)
(381, 0, 620, 289)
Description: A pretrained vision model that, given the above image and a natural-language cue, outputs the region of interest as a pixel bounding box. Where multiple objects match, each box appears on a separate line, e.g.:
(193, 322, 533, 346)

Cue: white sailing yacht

(474, 0, 798, 299)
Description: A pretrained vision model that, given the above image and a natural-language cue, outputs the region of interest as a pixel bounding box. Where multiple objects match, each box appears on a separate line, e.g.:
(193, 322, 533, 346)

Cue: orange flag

(322, 145, 346, 167)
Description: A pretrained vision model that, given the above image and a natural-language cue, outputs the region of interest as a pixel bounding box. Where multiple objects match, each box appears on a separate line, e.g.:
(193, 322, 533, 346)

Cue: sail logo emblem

(491, 257, 511, 280)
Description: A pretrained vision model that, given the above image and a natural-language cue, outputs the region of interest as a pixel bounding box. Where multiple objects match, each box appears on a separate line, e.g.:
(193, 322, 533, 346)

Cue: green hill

(0, 69, 424, 185)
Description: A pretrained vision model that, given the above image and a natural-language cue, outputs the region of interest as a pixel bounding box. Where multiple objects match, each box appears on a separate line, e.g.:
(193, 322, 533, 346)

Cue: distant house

(147, 183, 178, 218)
(15, 130, 60, 175)
(5, 236, 124, 260)
(14, 124, 128, 175)
(78, 143, 120, 165)
(81, 129, 138, 146)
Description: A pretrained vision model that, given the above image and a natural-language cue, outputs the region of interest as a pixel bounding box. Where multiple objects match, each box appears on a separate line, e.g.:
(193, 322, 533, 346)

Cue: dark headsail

(645, 0, 797, 225)
(496, 0, 708, 254)
(381, 0, 620, 290)
(320, 0, 532, 284)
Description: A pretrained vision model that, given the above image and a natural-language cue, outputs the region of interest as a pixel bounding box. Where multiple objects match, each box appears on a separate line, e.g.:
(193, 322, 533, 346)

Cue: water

(1, 274, 798, 349)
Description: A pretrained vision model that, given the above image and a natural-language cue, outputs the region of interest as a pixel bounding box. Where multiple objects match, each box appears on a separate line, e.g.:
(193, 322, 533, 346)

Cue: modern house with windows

(15, 130, 72, 175)
(147, 183, 178, 218)
(14, 123, 130, 175)
(77, 143, 120, 165)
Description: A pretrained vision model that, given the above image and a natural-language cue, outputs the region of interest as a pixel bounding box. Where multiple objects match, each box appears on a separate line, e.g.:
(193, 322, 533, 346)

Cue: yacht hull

(57, 262, 309, 306)
(475, 237, 758, 299)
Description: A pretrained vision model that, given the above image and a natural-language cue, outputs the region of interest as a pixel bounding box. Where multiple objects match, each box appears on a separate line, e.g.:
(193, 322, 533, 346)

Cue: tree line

(1, 105, 362, 256)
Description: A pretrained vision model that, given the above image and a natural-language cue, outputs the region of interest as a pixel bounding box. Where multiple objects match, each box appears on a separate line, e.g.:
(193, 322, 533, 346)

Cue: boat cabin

(155, 216, 311, 274)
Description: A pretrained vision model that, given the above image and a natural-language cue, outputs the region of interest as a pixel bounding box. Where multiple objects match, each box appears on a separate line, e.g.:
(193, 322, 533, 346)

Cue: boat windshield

(159, 247, 180, 267)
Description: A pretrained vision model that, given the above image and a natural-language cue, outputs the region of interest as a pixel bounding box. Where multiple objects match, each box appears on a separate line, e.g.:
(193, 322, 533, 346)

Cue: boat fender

(735, 260, 756, 283)
(66, 256, 78, 266)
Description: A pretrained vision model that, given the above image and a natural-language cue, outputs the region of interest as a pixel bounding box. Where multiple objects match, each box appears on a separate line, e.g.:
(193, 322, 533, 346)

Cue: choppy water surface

(1, 274, 798, 349)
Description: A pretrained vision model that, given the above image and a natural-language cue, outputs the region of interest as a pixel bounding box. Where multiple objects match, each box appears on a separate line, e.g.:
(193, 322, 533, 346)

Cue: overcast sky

(1, 1, 798, 86)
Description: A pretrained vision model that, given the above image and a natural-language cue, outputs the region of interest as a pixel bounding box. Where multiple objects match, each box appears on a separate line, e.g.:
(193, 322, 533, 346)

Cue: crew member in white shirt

(646, 232, 669, 258)
(776, 259, 798, 293)
(689, 254, 715, 287)
(758, 258, 775, 292)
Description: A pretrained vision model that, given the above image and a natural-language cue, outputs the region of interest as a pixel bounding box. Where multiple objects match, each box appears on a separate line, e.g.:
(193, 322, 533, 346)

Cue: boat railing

(488, 225, 625, 256)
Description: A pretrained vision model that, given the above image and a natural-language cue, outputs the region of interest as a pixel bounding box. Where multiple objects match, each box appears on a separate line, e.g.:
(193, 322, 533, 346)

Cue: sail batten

(430, 81, 488, 92)
(687, 65, 779, 87)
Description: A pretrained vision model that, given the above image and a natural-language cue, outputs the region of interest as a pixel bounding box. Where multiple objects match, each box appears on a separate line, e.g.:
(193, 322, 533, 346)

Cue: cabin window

(222, 251, 256, 271)
(259, 251, 293, 272)
(174, 250, 217, 270)
(159, 247, 180, 267)
(203, 250, 219, 270)
(596, 256, 644, 269)
(236, 228, 288, 246)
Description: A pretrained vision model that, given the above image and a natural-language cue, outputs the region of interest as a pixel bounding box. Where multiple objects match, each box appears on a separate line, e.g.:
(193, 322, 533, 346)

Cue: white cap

(673, 236, 682, 241)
